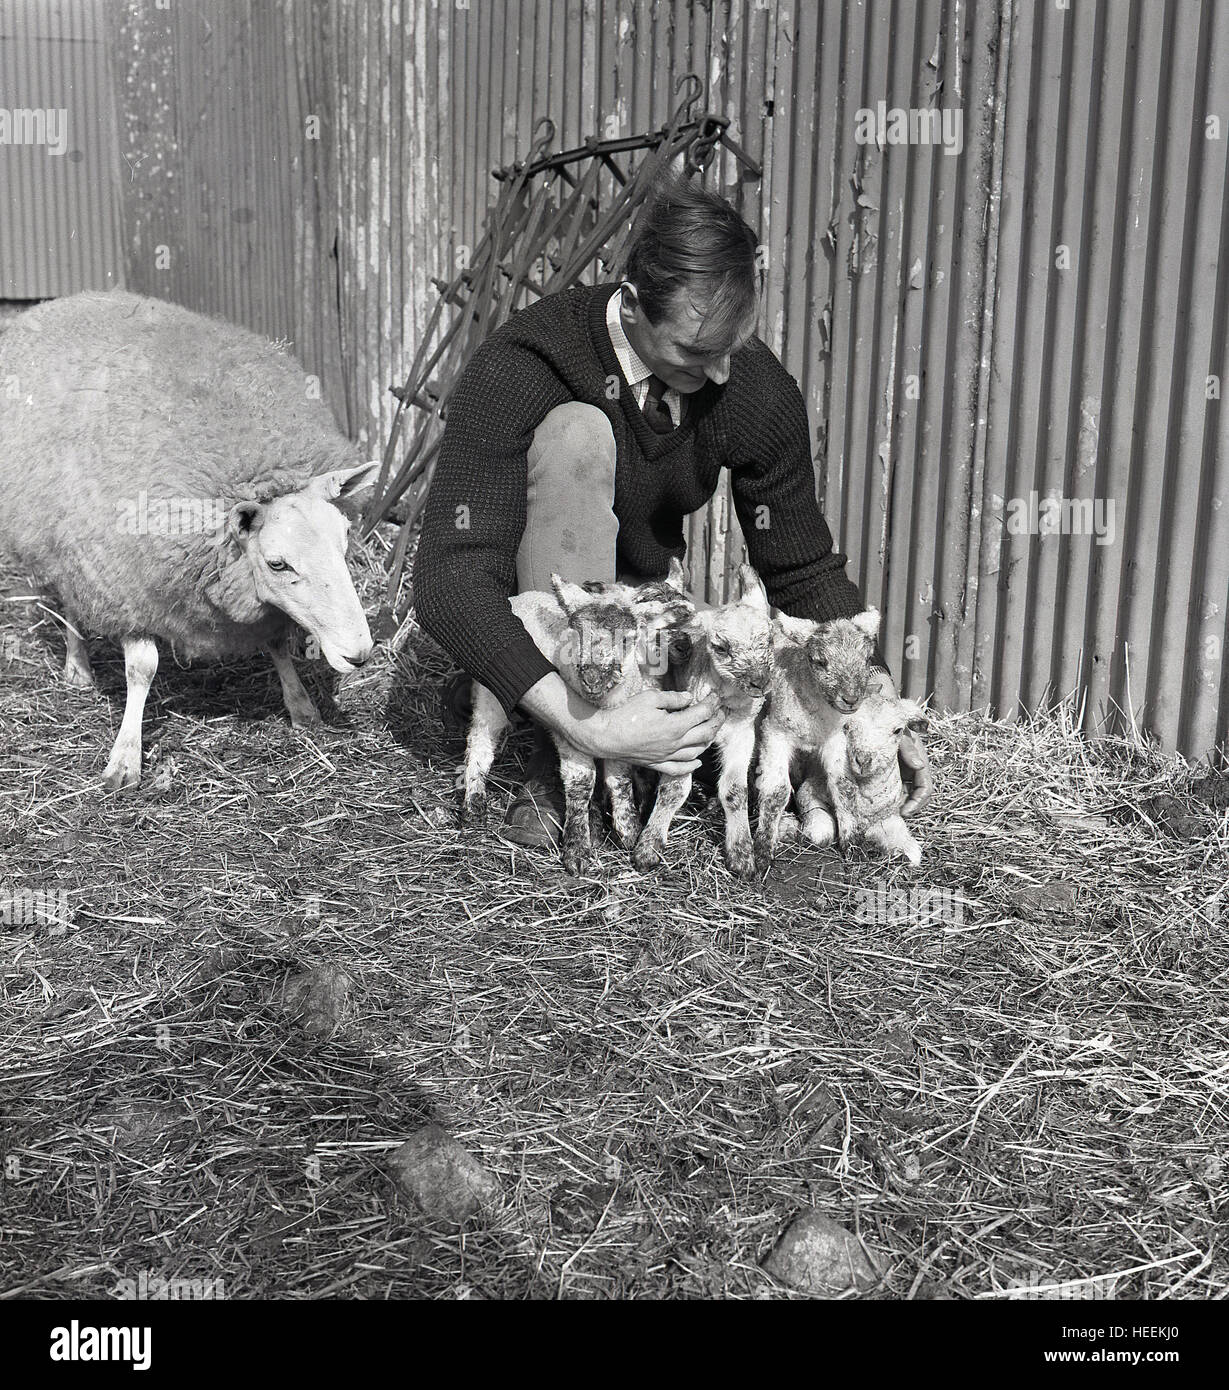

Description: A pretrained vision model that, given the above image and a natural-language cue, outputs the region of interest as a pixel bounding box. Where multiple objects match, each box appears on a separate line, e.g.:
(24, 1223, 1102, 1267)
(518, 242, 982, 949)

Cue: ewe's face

(228, 463, 378, 673)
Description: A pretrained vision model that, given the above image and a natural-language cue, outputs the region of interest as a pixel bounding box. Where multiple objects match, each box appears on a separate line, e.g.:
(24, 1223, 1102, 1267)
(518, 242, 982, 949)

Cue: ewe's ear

(550, 574, 592, 618)
(227, 501, 263, 549)
(307, 459, 381, 504)
(852, 608, 881, 641)
(737, 564, 769, 610)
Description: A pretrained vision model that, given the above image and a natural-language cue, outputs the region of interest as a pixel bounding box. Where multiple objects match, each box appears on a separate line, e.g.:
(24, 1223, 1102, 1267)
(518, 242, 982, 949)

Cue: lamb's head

(693, 563, 774, 698)
(226, 460, 379, 673)
(774, 607, 880, 712)
(843, 695, 928, 778)
(552, 572, 693, 702)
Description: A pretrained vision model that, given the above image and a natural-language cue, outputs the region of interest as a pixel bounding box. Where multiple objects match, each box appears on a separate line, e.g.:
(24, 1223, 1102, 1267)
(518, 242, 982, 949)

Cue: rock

(389, 1124, 500, 1225)
(549, 1180, 618, 1234)
(762, 1210, 882, 1294)
(282, 964, 351, 1039)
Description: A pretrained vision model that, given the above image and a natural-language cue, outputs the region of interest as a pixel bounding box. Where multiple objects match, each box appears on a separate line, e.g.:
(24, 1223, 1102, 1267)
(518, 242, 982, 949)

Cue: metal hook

(671, 73, 704, 125)
(530, 116, 557, 160)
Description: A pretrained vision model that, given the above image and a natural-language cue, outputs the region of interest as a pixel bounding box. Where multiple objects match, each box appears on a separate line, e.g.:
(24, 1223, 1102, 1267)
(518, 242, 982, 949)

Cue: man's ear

(227, 501, 262, 549)
(550, 574, 591, 618)
(306, 460, 381, 504)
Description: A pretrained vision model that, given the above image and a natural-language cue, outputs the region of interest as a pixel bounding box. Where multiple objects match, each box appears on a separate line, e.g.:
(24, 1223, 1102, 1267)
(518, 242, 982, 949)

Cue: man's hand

(865, 666, 931, 818)
(898, 730, 932, 819)
(578, 690, 725, 773)
(520, 674, 724, 774)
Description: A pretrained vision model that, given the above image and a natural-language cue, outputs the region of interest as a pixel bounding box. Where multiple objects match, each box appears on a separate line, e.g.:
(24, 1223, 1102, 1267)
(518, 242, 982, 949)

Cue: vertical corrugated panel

(0, 0, 123, 296)
(79, 0, 1227, 759)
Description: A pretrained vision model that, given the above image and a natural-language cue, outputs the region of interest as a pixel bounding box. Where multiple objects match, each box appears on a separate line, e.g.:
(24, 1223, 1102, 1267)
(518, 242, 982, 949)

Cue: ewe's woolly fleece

(0, 291, 359, 660)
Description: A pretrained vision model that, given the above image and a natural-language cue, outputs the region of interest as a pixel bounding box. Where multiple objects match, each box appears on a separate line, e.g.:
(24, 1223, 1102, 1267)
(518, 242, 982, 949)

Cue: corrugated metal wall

(4, 0, 1226, 759)
(0, 0, 124, 297)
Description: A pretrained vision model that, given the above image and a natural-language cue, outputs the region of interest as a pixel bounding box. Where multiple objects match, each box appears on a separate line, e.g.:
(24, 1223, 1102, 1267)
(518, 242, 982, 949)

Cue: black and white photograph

(0, 0, 1225, 1342)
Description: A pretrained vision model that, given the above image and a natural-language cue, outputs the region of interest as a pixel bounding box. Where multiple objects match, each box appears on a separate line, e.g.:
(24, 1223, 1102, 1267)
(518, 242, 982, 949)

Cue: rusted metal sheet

(8, 0, 1220, 758)
(0, 0, 124, 297)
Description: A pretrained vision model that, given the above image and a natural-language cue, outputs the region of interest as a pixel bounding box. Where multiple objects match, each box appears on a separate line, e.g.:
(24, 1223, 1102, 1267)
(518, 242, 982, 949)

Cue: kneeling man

(413, 175, 930, 846)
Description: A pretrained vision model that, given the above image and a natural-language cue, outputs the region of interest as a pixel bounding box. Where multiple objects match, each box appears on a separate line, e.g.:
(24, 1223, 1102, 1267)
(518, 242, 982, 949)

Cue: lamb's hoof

(461, 794, 487, 828)
(753, 842, 775, 873)
(611, 818, 643, 852)
(725, 841, 757, 878)
(632, 838, 664, 872)
(777, 812, 800, 842)
(800, 809, 837, 847)
(562, 844, 598, 877)
(101, 750, 141, 792)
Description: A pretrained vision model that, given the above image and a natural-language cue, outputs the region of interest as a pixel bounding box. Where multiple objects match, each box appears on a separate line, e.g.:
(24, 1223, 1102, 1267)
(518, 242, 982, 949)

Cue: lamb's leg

(267, 634, 322, 727)
(100, 636, 158, 792)
(865, 815, 922, 866)
(461, 683, 508, 826)
(604, 759, 642, 850)
(62, 619, 94, 690)
(753, 728, 794, 868)
(556, 741, 598, 876)
(718, 720, 757, 877)
(633, 771, 692, 870)
(794, 766, 837, 847)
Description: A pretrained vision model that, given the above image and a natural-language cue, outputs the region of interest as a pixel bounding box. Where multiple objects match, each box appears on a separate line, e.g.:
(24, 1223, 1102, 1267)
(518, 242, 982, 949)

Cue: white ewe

(819, 694, 928, 864)
(0, 291, 379, 789)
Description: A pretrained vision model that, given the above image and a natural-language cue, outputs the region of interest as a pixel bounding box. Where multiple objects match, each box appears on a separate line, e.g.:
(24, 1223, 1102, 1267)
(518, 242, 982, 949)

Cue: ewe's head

(695, 564, 773, 697)
(774, 608, 880, 712)
(843, 695, 928, 778)
(552, 571, 693, 702)
(227, 461, 379, 673)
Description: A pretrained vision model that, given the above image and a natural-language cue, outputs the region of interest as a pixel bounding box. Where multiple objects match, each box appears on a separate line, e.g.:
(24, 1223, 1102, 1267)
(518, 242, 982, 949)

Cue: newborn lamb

(819, 694, 928, 864)
(460, 573, 692, 875)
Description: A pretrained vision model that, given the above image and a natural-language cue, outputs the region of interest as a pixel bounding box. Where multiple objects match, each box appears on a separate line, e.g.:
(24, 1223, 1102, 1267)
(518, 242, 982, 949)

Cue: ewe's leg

(556, 742, 598, 875)
(62, 618, 94, 690)
(267, 634, 322, 727)
(462, 684, 509, 826)
(604, 759, 642, 849)
(718, 720, 758, 877)
(633, 772, 692, 870)
(516, 403, 618, 591)
(101, 636, 158, 792)
(753, 728, 794, 868)
(795, 766, 837, 847)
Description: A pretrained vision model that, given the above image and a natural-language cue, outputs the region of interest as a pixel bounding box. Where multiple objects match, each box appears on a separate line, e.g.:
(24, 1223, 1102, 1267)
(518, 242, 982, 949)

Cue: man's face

(619, 283, 755, 395)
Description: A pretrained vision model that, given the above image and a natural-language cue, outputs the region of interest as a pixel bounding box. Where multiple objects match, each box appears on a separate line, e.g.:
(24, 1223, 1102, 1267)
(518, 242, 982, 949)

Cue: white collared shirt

(606, 285, 683, 429)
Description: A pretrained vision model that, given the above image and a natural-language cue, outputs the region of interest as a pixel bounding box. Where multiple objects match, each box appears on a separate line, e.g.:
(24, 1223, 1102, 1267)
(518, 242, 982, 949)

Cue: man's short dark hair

(624, 174, 760, 352)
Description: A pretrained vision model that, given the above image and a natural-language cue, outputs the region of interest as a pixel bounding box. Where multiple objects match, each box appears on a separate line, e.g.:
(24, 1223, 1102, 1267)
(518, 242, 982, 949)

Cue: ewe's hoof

(62, 664, 95, 691)
(101, 753, 141, 792)
(562, 846, 598, 877)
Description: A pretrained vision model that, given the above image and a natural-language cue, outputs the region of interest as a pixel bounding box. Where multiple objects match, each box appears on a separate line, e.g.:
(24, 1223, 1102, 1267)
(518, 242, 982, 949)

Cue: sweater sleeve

(726, 340, 891, 676)
(411, 334, 569, 713)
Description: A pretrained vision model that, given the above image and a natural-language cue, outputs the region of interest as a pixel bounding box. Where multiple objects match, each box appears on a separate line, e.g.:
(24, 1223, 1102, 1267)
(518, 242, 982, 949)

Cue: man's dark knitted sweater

(413, 283, 887, 714)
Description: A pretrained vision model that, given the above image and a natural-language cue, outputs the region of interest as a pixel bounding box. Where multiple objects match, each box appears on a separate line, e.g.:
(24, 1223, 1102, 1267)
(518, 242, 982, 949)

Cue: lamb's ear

(638, 595, 695, 630)
(306, 460, 381, 504)
(899, 697, 929, 732)
(550, 574, 592, 618)
(226, 500, 263, 549)
(852, 607, 881, 641)
(665, 555, 688, 591)
(772, 610, 814, 643)
(737, 564, 769, 611)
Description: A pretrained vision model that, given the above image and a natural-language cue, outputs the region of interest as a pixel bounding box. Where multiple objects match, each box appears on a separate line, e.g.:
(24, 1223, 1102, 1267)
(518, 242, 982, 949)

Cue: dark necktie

(642, 374, 675, 434)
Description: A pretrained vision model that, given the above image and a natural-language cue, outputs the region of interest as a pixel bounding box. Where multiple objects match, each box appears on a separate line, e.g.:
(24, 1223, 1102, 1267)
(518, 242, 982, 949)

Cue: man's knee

(528, 402, 615, 488)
